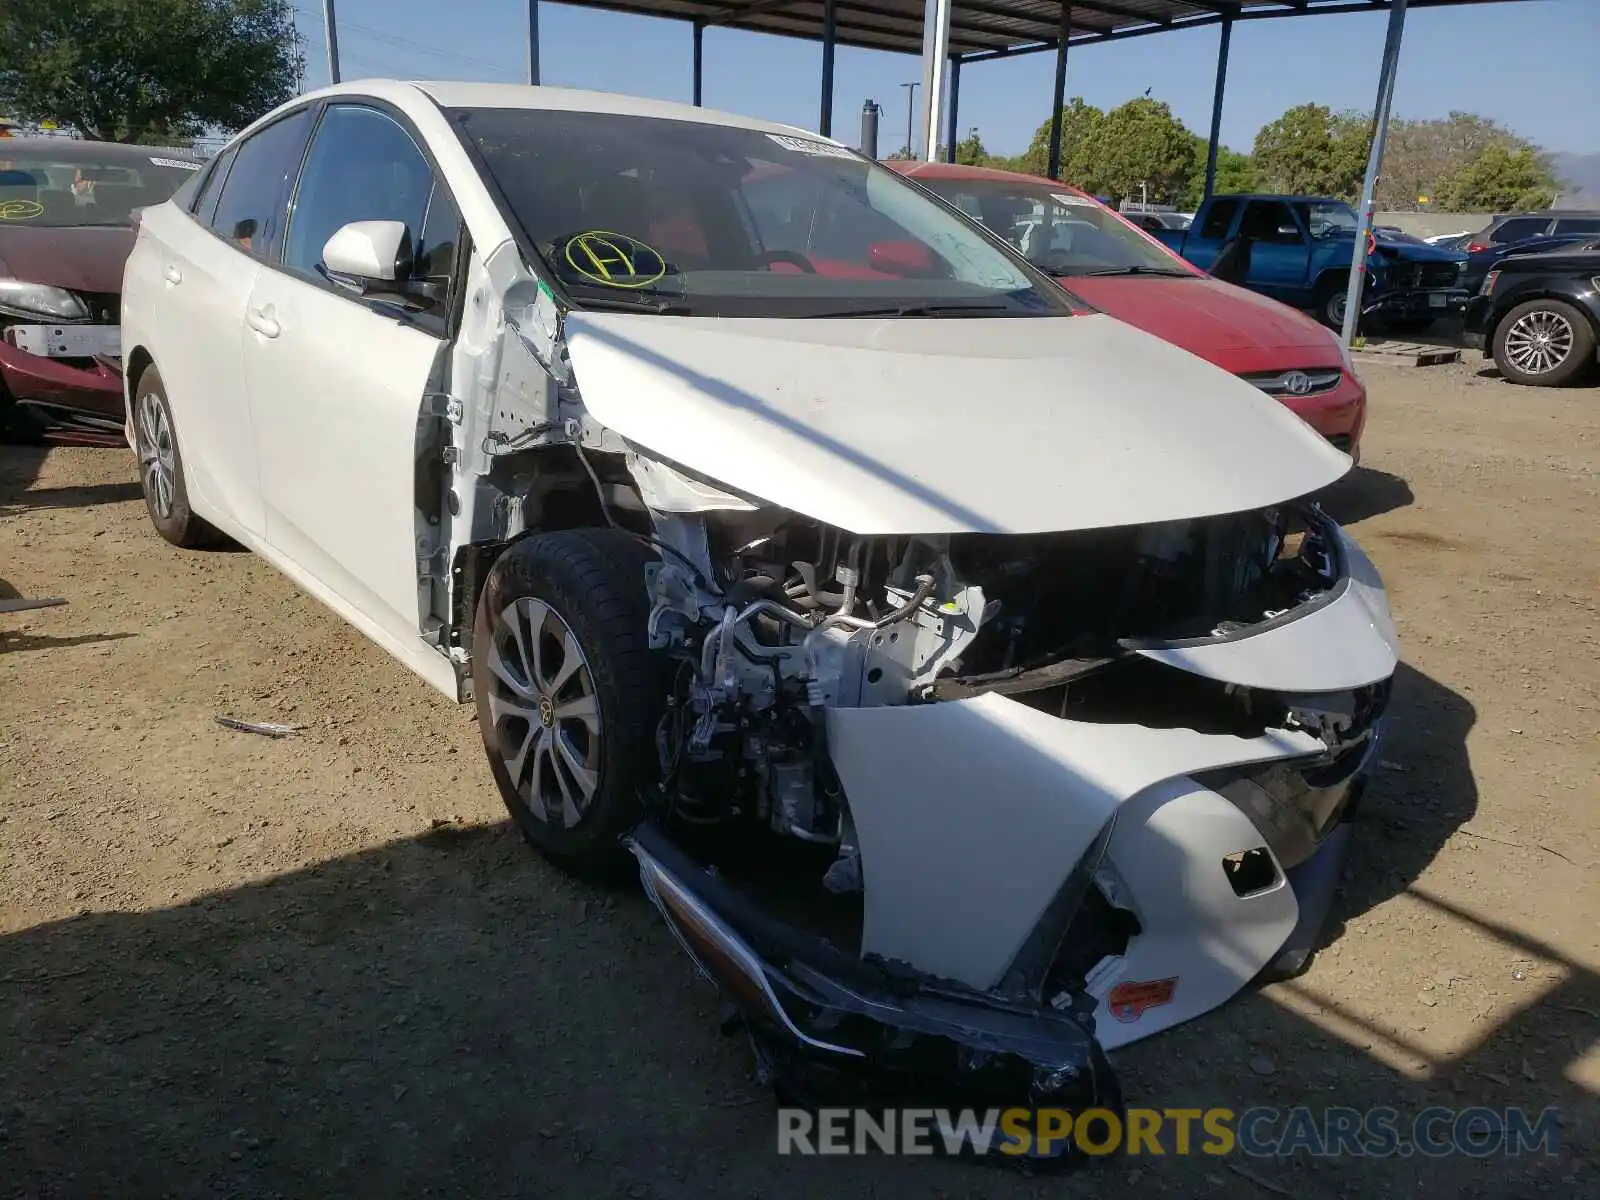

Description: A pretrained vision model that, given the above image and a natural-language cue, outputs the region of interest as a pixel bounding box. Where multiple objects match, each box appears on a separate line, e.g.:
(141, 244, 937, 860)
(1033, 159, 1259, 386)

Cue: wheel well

(124, 346, 154, 398)
(1485, 292, 1600, 349)
(1313, 269, 1349, 298)
(451, 444, 649, 654)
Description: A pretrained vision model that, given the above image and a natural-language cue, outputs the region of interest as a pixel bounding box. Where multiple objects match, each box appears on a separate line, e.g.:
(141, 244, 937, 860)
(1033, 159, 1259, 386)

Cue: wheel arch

(1484, 288, 1600, 349)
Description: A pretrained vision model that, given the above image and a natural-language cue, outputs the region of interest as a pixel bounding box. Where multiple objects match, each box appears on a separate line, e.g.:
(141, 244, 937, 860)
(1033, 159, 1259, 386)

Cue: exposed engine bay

(638, 491, 1375, 860)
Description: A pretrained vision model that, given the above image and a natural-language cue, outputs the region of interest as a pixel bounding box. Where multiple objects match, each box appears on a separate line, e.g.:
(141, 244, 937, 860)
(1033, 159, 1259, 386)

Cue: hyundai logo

(1282, 371, 1314, 396)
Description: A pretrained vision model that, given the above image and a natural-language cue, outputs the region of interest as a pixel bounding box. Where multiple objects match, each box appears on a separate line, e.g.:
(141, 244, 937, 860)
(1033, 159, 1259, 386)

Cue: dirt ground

(2, 356, 1597, 1199)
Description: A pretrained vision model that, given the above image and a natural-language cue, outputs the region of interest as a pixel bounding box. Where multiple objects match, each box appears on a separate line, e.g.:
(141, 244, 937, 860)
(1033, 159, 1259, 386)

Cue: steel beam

(917, 0, 953, 162)
(821, 0, 837, 135)
(1342, 0, 1408, 347)
(945, 56, 961, 162)
(692, 21, 704, 105)
(321, 0, 341, 84)
(1046, 10, 1071, 180)
(526, 0, 541, 85)
(1203, 14, 1233, 200)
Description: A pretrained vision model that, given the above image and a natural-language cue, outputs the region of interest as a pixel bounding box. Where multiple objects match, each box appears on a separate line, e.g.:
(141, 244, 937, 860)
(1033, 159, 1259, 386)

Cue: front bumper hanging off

(627, 822, 1124, 1165)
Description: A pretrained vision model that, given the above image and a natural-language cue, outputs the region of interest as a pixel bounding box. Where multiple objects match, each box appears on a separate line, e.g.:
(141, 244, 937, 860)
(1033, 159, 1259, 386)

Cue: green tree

(1440, 144, 1557, 211)
(1376, 112, 1555, 209)
(1076, 97, 1195, 205)
(1015, 97, 1104, 182)
(1179, 135, 1260, 208)
(1252, 103, 1371, 198)
(953, 127, 990, 167)
(0, 1, 301, 143)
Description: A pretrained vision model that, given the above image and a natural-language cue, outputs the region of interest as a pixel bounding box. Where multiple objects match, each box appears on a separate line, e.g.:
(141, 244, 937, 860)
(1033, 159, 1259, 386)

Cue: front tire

(131, 365, 222, 548)
(1316, 275, 1360, 332)
(472, 529, 662, 872)
(1492, 299, 1596, 386)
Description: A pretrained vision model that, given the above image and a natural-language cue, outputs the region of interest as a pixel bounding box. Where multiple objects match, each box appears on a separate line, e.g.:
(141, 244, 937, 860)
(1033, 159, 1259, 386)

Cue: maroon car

(0, 138, 205, 443)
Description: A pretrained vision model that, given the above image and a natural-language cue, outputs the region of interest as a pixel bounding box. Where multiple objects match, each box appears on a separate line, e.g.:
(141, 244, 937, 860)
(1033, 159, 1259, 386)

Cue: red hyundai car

(0, 138, 205, 443)
(891, 162, 1366, 461)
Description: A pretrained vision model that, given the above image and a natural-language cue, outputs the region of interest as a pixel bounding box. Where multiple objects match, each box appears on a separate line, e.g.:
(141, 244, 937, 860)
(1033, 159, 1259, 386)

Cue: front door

(1237, 200, 1312, 304)
(241, 102, 465, 652)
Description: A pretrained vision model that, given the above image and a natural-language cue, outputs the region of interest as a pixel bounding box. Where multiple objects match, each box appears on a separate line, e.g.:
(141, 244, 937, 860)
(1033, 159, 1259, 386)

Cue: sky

(290, 0, 1600, 158)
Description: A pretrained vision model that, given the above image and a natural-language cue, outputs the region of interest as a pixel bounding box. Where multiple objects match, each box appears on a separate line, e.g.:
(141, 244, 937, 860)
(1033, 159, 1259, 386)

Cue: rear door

(142, 109, 314, 537)
(240, 101, 463, 651)
(1236, 200, 1312, 303)
(1181, 198, 1239, 271)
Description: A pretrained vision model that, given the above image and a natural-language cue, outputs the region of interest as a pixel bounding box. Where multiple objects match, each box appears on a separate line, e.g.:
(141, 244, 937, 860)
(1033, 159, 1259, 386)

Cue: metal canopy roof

(550, 0, 1521, 61)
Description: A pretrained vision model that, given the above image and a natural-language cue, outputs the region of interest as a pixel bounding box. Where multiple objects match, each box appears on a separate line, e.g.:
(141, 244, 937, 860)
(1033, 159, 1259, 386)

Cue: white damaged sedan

(122, 81, 1396, 1131)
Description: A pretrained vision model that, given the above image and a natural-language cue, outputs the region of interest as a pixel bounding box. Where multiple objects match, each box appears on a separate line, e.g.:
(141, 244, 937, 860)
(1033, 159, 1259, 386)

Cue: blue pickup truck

(1151, 194, 1470, 332)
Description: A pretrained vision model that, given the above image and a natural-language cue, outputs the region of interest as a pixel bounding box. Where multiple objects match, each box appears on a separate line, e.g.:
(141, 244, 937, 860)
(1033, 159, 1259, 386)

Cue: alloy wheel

(1502, 309, 1574, 376)
(485, 597, 602, 829)
(135, 390, 176, 520)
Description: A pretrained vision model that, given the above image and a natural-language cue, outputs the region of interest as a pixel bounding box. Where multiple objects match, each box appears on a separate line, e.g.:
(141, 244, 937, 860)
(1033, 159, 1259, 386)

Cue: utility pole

(321, 0, 341, 85)
(899, 81, 919, 157)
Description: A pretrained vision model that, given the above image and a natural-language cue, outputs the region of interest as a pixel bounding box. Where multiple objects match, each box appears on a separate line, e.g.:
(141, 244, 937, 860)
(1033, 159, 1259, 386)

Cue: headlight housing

(0, 279, 90, 321)
(1480, 270, 1499, 297)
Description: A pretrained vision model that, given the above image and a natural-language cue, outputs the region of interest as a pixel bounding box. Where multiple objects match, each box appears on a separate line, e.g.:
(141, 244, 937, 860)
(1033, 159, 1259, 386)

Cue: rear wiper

(1074, 266, 1195, 277)
(804, 302, 1017, 318)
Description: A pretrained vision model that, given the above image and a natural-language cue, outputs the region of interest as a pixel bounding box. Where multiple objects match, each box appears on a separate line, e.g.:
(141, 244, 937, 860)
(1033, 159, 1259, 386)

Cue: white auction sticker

(767, 133, 856, 159)
(149, 156, 203, 171)
(1050, 191, 1096, 208)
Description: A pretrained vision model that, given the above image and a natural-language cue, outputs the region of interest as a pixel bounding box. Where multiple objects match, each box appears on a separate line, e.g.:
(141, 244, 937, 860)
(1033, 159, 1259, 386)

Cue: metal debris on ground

(214, 716, 302, 739)
(0, 596, 67, 615)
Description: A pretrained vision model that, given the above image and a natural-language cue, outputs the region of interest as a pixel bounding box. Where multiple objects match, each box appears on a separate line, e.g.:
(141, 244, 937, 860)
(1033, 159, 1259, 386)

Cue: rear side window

(192, 148, 235, 225)
(1489, 216, 1548, 244)
(1198, 199, 1238, 240)
(209, 108, 314, 260)
(1552, 217, 1600, 236)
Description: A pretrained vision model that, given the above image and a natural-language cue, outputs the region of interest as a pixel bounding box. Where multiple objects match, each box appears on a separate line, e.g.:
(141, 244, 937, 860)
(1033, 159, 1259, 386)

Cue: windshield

(911, 177, 1192, 277)
(1295, 201, 1359, 239)
(0, 147, 204, 228)
(453, 108, 1072, 318)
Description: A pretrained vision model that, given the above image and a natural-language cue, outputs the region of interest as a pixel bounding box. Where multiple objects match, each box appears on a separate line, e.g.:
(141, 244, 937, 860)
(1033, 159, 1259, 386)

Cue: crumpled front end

(450, 276, 1398, 1158)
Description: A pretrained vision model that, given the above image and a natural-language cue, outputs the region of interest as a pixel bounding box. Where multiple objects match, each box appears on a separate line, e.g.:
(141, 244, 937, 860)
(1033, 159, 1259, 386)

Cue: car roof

(1493, 210, 1600, 220)
(300, 79, 828, 143)
(0, 136, 204, 164)
(893, 159, 1092, 197)
(1211, 194, 1344, 204)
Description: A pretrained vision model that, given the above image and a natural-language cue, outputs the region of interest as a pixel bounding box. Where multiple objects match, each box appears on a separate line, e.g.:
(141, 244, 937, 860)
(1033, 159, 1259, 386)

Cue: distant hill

(1550, 151, 1600, 207)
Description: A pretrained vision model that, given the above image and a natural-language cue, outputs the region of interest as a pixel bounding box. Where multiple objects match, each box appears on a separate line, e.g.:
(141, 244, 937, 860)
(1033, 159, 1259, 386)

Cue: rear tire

(472, 528, 662, 874)
(1491, 299, 1596, 387)
(131, 365, 223, 548)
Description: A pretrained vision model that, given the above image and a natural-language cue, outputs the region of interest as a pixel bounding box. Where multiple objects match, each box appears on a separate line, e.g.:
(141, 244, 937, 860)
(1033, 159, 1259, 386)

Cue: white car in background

(121, 80, 1398, 1136)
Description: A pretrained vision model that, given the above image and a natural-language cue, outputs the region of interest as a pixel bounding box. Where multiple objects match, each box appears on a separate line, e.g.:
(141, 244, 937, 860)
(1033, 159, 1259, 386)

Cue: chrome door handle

(163, 265, 183, 285)
(246, 307, 280, 338)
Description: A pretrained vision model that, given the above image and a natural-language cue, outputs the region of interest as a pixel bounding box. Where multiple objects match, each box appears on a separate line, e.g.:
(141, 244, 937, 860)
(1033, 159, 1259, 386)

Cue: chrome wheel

(1503, 309, 1574, 376)
(135, 389, 176, 520)
(485, 597, 602, 829)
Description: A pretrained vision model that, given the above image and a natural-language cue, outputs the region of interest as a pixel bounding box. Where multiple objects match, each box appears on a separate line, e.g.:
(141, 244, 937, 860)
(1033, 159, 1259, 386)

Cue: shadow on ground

(1316, 466, 1415, 526)
(5, 658, 1590, 1198)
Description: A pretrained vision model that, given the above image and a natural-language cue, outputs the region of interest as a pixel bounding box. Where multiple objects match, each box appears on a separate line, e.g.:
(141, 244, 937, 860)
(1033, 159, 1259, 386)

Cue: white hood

(563, 311, 1350, 535)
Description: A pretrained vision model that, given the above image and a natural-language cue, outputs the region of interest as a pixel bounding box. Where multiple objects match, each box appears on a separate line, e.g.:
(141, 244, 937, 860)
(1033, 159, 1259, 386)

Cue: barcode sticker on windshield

(767, 133, 856, 159)
(149, 156, 203, 171)
(1050, 192, 1095, 208)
